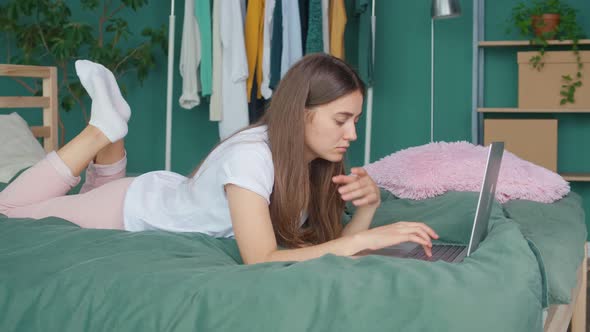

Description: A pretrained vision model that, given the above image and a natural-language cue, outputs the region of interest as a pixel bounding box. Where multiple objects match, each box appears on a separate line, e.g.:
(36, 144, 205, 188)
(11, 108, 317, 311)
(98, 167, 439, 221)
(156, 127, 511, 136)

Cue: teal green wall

(344, 0, 474, 166)
(366, 0, 474, 160)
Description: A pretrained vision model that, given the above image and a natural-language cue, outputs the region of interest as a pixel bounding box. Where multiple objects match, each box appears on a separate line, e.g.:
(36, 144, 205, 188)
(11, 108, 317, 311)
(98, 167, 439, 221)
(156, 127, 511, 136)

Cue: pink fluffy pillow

(364, 141, 570, 203)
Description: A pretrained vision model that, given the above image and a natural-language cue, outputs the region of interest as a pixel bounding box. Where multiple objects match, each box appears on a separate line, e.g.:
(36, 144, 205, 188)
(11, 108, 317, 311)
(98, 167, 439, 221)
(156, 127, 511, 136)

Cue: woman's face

(304, 91, 363, 163)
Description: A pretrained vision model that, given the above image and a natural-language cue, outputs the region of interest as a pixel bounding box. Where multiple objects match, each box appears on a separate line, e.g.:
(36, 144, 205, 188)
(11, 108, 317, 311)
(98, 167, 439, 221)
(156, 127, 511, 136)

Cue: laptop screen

(466, 142, 504, 256)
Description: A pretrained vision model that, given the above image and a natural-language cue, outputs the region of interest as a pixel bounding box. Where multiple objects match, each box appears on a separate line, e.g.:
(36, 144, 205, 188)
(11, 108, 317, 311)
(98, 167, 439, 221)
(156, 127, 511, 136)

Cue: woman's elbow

(242, 251, 275, 265)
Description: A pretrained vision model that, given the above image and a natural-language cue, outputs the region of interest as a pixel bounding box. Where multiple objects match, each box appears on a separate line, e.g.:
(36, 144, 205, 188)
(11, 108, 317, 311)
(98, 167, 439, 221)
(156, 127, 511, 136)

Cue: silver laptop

(363, 142, 504, 263)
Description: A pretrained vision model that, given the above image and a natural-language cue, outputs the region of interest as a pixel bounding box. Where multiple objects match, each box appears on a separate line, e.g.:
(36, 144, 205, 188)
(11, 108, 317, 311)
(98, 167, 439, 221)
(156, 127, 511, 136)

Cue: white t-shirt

(123, 126, 277, 237)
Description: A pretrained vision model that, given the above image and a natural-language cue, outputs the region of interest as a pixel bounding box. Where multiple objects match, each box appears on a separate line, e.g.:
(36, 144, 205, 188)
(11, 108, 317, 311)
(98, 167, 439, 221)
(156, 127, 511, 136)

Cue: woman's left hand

(332, 167, 381, 208)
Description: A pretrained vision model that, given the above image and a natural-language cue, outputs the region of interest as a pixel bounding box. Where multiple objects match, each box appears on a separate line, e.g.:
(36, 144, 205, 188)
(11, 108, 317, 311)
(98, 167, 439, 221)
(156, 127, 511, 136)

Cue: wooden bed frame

(0, 64, 59, 152)
(544, 244, 587, 332)
(0, 64, 586, 332)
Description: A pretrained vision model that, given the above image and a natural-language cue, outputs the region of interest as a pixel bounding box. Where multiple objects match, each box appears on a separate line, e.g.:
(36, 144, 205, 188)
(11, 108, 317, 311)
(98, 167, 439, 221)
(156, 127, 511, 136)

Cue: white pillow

(0, 112, 46, 183)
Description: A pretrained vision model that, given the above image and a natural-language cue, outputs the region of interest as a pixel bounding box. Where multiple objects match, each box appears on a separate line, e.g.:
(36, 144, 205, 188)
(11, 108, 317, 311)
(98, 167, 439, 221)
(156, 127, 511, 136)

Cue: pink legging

(0, 151, 134, 229)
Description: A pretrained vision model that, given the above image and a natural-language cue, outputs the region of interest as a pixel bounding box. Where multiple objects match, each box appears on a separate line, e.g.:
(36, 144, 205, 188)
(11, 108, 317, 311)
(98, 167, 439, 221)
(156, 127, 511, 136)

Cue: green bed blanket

(363, 190, 587, 308)
(0, 189, 585, 331)
(503, 193, 587, 305)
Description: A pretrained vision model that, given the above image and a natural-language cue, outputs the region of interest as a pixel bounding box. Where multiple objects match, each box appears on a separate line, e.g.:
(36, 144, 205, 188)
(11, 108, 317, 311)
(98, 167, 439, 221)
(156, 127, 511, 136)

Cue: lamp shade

(431, 0, 461, 19)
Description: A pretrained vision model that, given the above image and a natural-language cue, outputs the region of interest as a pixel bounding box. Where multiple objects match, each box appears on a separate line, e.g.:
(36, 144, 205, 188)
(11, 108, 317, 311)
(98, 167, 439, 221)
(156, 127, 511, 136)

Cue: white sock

(75, 60, 131, 122)
(75, 60, 128, 142)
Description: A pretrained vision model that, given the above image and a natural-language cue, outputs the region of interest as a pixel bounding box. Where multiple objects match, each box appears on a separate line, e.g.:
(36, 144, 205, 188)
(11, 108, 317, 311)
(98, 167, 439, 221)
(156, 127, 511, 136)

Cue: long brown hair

(193, 53, 365, 248)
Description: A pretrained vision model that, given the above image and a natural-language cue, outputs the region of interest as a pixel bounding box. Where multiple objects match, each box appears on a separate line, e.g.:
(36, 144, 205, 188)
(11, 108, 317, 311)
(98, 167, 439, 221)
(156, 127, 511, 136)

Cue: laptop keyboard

(407, 244, 466, 262)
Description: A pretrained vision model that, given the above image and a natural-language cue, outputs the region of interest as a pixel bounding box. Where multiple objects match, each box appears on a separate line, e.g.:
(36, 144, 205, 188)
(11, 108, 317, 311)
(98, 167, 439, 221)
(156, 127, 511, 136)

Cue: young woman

(0, 54, 437, 264)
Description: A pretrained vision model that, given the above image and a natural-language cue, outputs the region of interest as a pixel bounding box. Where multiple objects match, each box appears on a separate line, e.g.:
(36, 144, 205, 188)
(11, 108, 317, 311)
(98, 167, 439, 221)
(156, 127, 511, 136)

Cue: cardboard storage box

(483, 119, 558, 172)
(518, 51, 590, 109)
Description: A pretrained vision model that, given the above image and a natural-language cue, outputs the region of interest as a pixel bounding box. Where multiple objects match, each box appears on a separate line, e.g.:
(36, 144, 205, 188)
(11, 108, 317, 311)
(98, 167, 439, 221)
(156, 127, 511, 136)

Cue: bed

(0, 64, 58, 152)
(0, 64, 587, 332)
(0, 64, 58, 184)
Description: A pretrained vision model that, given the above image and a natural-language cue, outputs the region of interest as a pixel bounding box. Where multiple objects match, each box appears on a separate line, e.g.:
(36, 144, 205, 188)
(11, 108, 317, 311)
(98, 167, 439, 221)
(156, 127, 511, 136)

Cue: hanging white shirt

(260, 0, 276, 100)
(280, 0, 303, 78)
(209, 0, 223, 121)
(179, 0, 202, 109)
(218, 0, 250, 139)
(123, 126, 277, 236)
(321, 0, 330, 54)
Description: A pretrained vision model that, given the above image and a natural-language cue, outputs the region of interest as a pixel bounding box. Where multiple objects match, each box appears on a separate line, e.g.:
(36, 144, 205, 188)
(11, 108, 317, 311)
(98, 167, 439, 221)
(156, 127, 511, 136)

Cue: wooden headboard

(0, 64, 58, 152)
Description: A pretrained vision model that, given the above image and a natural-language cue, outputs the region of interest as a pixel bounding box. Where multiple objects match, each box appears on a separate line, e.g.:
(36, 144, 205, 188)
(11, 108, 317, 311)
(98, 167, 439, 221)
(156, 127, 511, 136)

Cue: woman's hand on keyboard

(355, 222, 439, 257)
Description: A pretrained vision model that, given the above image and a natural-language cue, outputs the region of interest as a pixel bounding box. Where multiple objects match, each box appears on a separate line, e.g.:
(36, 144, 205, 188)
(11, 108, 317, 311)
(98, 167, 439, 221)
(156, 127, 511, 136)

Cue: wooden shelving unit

(561, 173, 590, 182)
(471, 5, 590, 183)
(475, 49, 590, 182)
(477, 108, 590, 113)
(479, 39, 590, 47)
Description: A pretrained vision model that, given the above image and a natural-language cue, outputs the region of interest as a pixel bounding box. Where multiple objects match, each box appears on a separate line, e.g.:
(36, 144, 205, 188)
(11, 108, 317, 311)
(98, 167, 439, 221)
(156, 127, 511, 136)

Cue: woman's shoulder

(200, 126, 272, 171)
(222, 126, 271, 155)
(190, 126, 273, 180)
(232, 125, 268, 142)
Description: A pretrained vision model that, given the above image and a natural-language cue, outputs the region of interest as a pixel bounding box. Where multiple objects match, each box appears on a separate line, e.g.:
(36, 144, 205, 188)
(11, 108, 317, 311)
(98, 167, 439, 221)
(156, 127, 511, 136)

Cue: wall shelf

(561, 173, 590, 182)
(479, 39, 590, 47)
(478, 108, 590, 113)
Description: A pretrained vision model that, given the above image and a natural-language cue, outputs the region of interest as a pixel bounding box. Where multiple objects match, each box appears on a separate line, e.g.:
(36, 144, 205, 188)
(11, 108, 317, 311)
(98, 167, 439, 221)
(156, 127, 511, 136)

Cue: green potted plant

(507, 0, 585, 105)
(0, 0, 167, 144)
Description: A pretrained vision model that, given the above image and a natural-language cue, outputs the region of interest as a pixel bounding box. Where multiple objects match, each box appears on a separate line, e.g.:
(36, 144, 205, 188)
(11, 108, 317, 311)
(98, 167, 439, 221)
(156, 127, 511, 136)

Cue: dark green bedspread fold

(503, 192, 587, 305)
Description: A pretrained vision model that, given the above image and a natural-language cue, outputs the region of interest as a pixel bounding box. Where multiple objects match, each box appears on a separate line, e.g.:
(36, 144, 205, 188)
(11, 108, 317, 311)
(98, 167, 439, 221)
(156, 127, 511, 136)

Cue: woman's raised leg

(79, 139, 128, 194)
(60, 59, 130, 176)
(0, 60, 131, 228)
